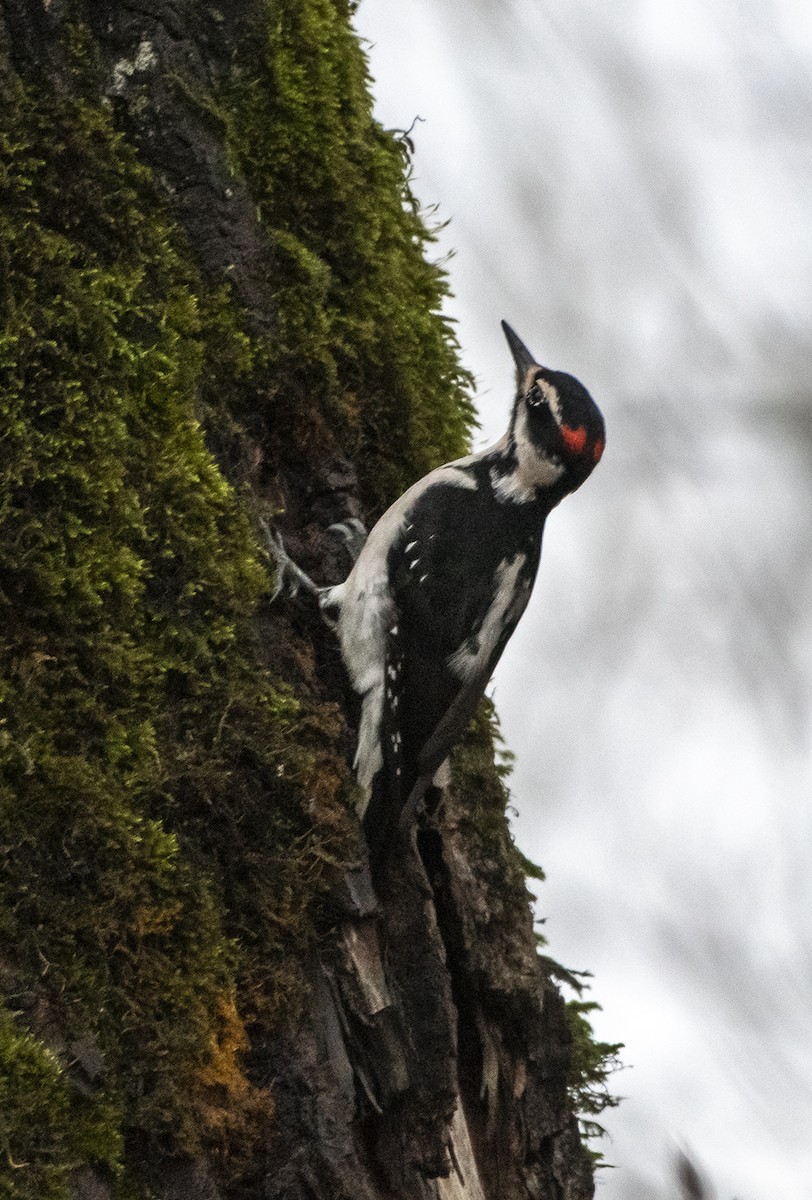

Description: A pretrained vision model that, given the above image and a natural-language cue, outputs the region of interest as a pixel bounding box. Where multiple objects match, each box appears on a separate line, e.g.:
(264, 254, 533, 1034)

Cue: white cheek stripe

(523, 369, 562, 425)
(539, 380, 562, 424)
(492, 405, 565, 502)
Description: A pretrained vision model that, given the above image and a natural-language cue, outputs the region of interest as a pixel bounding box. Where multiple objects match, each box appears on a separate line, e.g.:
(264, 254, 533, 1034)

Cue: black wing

(362, 478, 543, 858)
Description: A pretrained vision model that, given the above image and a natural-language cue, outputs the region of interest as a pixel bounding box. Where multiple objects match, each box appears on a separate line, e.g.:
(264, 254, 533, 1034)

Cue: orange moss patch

(191, 994, 274, 1172)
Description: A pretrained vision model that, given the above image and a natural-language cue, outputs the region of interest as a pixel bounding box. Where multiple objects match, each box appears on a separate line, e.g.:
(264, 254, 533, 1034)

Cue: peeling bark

(252, 798, 594, 1200)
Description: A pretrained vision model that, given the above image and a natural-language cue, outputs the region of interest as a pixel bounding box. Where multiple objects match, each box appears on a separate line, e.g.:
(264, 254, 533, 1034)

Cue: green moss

(450, 698, 545, 907)
(217, 0, 476, 512)
(451, 703, 623, 1164)
(0, 1008, 122, 1200)
(0, 74, 332, 1173)
(565, 996, 624, 1166)
(3, 8, 474, 1177)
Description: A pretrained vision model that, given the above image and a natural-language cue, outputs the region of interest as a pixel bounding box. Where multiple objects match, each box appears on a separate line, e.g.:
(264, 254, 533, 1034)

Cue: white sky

(356, 2, 812, 1196)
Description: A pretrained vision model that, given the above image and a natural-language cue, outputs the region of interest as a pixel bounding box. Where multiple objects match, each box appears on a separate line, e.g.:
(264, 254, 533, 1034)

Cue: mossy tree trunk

(0, 2, 600, 1197)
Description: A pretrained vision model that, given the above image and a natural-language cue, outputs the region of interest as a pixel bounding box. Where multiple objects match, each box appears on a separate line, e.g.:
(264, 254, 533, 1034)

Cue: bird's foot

(326, 518, 368, 565)
(260, 519, 320, 601)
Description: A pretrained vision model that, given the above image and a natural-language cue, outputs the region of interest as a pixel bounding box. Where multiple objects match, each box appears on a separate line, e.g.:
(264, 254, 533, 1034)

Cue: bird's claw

(259, 518, 320, 601)
(326, 518, 368, 565)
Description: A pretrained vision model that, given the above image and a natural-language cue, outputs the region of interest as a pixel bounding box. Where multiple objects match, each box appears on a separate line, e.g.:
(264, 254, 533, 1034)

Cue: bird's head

(501, 320, 605, 496)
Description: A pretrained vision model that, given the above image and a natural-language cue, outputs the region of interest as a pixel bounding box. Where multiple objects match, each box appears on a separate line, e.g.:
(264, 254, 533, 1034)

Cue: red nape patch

(592, 437, 605, 463)
(560, 424, 588, 455)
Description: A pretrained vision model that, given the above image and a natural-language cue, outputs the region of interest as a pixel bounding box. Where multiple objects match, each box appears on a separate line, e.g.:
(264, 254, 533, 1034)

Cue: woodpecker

(269, 322, 604, 860)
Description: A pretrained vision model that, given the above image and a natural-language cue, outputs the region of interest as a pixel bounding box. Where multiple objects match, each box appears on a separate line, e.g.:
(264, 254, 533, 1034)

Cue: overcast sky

(355, 2, 812, 1196)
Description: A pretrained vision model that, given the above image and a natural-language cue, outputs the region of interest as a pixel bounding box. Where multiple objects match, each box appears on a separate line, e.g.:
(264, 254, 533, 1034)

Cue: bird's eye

(525, 383, 545, 408)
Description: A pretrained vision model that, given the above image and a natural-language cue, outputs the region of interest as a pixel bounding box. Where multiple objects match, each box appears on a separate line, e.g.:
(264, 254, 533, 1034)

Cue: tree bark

(0, 2, 597, 1196)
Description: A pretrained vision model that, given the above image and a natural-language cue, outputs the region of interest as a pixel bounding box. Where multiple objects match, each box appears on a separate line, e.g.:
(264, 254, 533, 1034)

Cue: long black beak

(501, 320, 538, 381)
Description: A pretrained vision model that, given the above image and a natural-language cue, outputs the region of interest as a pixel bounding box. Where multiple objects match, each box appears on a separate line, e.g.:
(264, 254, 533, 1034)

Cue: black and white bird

(270, 322, 604, 860)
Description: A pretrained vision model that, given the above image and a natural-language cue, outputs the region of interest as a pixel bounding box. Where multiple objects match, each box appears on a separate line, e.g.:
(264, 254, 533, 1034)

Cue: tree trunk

(0, 2, 597, 1197)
